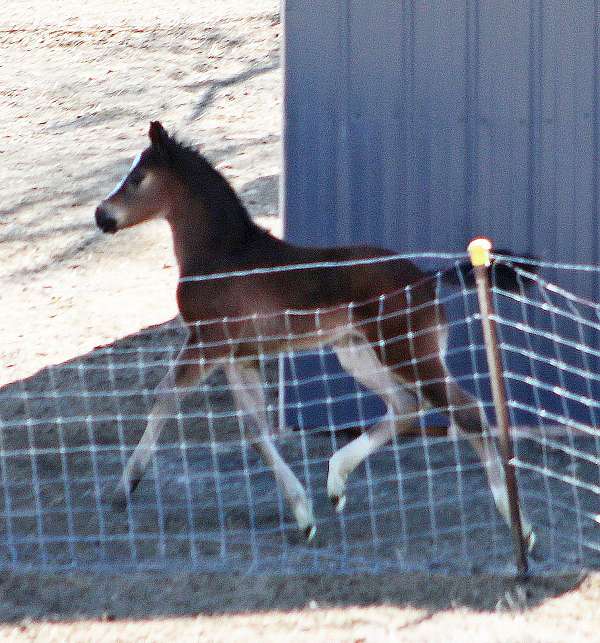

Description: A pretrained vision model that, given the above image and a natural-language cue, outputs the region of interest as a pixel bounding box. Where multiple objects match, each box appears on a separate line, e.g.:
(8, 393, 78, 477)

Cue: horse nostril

(95, 206, 117, 234)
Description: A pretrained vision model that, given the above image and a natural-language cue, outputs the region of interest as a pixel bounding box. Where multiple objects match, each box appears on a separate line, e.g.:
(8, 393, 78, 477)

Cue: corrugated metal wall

(282, 1, 600, 429)
(283, 1, 600, 289)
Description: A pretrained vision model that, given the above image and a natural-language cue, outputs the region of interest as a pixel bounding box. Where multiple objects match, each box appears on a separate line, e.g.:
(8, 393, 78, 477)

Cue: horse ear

(148, 121, 169, 148)
(148, 121, 170, 162)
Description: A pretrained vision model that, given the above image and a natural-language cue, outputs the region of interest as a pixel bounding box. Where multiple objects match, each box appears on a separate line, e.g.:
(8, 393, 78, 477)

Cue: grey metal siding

(282, 1, 600, 429)
(284, 1, 600, 283)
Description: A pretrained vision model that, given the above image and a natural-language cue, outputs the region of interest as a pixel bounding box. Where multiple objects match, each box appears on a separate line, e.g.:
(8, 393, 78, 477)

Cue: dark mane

(156, 132, 258, 239)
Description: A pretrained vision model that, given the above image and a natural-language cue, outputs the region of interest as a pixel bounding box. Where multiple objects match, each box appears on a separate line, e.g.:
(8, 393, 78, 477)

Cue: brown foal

(94, 121, 534, 547)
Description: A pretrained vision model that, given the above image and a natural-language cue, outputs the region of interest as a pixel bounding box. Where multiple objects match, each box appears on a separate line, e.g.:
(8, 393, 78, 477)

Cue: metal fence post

(467, 238, 529, 578)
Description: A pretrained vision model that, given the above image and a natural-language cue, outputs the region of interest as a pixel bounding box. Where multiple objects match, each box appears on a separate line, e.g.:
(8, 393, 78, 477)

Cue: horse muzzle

(95, 206, 118, 234)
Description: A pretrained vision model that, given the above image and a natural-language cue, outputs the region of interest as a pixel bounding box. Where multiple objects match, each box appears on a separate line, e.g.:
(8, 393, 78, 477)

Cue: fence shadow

(0, 319, 590, 621)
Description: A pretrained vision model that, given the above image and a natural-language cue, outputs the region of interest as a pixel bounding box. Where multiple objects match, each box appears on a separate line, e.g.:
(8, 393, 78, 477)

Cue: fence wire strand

(0, 253, 598, 574)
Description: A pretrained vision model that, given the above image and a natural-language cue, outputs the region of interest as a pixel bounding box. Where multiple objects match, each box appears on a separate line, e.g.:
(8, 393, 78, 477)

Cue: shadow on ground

(0, 569, 585, 622)
(0, 320, 593, 622)
(186, 50, 279, 122)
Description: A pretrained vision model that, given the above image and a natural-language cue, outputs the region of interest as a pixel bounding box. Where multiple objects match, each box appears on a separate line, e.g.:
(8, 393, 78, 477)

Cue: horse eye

(129, 173, 143, 188)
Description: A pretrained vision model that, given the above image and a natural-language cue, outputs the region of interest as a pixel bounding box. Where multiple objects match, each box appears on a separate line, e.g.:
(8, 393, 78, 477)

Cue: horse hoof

(330, 494, 346, 513)
(111, 476, 141, 511)
(110, 483, 135, 511)
(304, 525, 317, 542)
(526, 529, 537, 553)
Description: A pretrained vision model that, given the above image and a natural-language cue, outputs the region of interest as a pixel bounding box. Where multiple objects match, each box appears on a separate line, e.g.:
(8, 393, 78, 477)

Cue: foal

(95, 121, 535, 547)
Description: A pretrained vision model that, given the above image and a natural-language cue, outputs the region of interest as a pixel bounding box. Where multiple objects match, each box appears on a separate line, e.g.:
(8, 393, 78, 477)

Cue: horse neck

(167, 194, 263, 276)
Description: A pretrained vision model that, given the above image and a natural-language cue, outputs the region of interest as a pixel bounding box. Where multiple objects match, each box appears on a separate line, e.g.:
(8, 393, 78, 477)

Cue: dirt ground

(1, 1, 599, 640)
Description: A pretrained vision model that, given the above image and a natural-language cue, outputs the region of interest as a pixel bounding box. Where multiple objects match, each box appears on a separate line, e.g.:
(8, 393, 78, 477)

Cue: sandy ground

(1, 0, 281, 385)
(1, 1, 600, 640)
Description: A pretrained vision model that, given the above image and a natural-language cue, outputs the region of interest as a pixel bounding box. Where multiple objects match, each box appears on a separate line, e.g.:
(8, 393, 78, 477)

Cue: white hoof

(333, 494, 346, 513)
(524, 526, 536, 553)
(293, 498, 316, 541)
(327, 457, 348, 512)
(304, 525, 317, 542)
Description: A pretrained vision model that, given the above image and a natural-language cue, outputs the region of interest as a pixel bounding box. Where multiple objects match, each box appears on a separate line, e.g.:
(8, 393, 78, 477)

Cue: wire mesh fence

(0, 252, 598, 574)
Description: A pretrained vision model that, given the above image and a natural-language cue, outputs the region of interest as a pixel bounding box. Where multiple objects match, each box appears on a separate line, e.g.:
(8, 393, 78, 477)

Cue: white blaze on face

(105, 152, 142, 199)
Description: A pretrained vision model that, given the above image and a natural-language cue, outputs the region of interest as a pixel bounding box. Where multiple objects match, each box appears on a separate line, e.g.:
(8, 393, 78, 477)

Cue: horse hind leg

(328, 335, 419, 512)
(419, 364, 536, 551)
(224, 362, 316, 541)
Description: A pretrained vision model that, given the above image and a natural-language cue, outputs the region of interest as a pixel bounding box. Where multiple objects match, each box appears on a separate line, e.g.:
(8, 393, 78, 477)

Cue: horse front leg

(112, 334, 217, 507)
(225, 362, 316, 541)
(328, 336, 418, 511)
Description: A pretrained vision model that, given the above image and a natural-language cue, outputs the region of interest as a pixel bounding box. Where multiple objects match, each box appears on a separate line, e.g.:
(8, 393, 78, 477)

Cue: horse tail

(439, 250, 538, 293)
